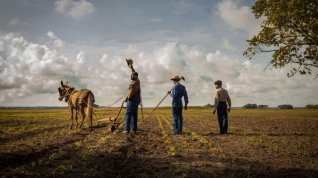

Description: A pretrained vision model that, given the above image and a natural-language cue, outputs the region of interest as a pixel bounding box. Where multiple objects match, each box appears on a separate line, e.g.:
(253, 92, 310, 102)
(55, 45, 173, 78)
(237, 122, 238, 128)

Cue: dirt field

(1, 108, 318, 177)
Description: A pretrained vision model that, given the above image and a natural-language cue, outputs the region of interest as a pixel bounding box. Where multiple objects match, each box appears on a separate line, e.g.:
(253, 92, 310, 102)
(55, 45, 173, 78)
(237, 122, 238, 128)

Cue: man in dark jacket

(213, 80, 231, 134)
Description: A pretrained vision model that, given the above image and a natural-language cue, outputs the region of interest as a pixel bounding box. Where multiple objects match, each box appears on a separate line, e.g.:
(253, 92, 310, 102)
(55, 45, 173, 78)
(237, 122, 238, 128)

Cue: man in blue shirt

(168, 75, 188, 134)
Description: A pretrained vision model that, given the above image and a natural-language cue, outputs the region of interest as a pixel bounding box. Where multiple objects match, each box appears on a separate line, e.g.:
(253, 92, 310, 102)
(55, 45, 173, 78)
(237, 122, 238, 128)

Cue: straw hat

(170, 75, 182, 81)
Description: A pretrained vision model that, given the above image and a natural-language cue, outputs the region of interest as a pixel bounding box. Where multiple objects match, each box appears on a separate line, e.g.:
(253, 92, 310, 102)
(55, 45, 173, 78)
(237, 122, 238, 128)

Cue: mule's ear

(61, 81, 64, 87)
(65, 81, 71, 87)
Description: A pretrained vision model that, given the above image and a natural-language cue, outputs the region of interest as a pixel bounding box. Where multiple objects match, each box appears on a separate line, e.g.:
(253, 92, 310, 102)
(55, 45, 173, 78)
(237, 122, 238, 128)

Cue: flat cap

(214, 80, 222, 85)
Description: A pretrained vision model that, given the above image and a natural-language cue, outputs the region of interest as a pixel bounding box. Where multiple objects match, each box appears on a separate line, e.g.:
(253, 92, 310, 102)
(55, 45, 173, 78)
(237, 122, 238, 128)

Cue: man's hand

(212, 110, 216, 115)
(227, 108, 231, 113)
(167, 91, 171, 94)
(184, 105, 188, 110)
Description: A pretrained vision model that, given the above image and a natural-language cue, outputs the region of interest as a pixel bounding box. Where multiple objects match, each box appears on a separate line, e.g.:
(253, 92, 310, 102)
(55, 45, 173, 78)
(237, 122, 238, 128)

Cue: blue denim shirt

(170, 82, 188, 108)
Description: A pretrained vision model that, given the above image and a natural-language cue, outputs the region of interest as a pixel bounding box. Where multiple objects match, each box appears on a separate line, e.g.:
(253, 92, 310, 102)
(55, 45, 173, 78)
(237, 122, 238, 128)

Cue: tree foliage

(306, 104, 318, 109)
(278, 104, 293, 109)
(257, 104, 268, 109)
(244, 0, 318, 78)
(243, 103, 257, 109)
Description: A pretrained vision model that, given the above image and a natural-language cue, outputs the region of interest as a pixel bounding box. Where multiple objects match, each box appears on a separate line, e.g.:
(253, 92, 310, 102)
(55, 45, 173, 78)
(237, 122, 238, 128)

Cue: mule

(58, 81, 95, 130)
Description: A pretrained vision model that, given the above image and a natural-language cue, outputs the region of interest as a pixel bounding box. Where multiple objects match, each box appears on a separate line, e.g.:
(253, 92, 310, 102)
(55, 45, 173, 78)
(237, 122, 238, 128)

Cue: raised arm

(126, 59, 136, 73)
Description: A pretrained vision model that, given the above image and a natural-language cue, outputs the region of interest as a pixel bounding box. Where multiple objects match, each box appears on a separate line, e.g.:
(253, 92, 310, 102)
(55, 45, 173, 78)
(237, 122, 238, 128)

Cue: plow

(94, 58, 170, 132)
(95, 99, 126, 132)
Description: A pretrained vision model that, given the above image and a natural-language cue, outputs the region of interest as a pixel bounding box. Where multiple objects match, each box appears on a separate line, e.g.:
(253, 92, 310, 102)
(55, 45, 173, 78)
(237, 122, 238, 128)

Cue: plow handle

(108, 100, 125, 131)
(152, 93, 169, 112)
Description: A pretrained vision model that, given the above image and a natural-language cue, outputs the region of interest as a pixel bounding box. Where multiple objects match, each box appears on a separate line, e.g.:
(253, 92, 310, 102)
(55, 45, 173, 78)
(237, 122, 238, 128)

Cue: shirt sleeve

(214, 90, 220, 109)
(183, 87, 188, 105)
(170, 86, 176, 97)
(226, 90, 231, 108)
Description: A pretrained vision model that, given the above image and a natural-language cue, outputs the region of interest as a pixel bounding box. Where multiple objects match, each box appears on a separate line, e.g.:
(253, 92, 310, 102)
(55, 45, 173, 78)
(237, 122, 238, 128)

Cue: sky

(0, 0, 317, 107)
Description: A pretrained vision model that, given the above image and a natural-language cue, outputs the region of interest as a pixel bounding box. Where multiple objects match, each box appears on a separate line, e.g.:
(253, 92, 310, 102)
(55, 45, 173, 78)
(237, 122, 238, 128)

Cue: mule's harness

(63, 88, 74, 103)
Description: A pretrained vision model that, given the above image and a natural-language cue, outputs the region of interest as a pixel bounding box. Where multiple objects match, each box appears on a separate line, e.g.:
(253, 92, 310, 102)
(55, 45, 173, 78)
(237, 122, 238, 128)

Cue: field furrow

(1, 108, 318, 177)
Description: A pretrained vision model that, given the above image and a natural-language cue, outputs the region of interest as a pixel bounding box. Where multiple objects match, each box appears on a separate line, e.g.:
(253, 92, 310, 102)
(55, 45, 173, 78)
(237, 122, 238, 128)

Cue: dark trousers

(217, 101, 228, 134)
(125, 100, 139, 132)
(172, 106, 183, 134)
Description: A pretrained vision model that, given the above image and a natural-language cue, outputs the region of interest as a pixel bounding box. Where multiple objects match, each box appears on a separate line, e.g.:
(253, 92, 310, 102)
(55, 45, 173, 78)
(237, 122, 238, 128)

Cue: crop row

(160, 116, 194, 150)
(96, 113, 150, 147)
(156, 116, 176, 156)
(161, 115, 224, 156)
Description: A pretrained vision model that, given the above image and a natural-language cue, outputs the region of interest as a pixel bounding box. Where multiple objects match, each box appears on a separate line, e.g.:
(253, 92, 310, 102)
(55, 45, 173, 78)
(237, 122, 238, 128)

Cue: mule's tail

(86, 92, 94, 130)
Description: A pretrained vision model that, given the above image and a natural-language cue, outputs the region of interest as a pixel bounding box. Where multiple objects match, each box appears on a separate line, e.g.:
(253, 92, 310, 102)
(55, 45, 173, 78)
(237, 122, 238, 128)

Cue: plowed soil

(1, 108, 318, 177)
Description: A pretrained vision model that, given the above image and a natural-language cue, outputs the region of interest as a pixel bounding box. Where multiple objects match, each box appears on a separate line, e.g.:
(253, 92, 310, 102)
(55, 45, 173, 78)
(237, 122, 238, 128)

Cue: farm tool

(152, 93, 169, 112)
(107, 100, 126, 132)
(98, 58, 143, 132)
(106, 59, 137, 132)
(152, 76, 185, 113)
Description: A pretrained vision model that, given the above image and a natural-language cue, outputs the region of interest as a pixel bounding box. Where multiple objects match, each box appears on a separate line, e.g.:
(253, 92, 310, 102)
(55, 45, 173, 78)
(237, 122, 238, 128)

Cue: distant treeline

(1, 104, 318, 109)
(0, 106, 68, 109)
(241, 104, 318, 109)
(0, 106, 67, 109)
(0, 104, 100, 110)
(242, 104, 294, 109)
(202, 103, 318, 109)
(306, 104, 318, 109)
(278, 104, 293, 109)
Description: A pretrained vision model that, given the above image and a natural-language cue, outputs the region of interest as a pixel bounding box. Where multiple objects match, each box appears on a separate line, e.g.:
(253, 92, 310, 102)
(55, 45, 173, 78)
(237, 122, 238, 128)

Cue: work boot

(131, 130, 136, 134)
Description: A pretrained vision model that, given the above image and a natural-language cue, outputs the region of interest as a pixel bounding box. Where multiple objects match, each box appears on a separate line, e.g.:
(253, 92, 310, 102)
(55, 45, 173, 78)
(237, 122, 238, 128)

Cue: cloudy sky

(0, 0, 317, 107)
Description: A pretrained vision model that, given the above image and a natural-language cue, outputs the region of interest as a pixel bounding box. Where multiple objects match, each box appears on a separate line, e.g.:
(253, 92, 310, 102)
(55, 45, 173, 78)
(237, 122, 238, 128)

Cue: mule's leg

(80, 107, 86, 128)
(75, 109, 79, 129)
(80, 106, 86, 128)
(86, 93, 94, 131)
(69, 108, 74, 130)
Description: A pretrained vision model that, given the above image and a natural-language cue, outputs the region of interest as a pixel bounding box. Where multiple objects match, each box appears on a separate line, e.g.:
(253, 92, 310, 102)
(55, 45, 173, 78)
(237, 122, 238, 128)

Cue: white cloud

(0, 33, 70, 100)
(0, 32, 317, 107)
(54, 0, 95, 20)
(221, 38, 236, 51)
(9, 19, 20, 26)
(216, 0, 261, 36)
(47, 31, 63, 48)
(150, 18, 163, 23)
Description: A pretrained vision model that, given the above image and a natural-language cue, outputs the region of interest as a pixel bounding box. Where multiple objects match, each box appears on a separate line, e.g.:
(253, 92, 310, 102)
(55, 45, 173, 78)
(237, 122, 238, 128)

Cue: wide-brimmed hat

(214, 80, 222, 85)
(170, 75, 182, 81)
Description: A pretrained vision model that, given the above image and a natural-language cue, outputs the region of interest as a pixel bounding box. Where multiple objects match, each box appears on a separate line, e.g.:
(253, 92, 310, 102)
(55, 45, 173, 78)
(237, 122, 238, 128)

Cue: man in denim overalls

(168, 75, 188, 134)
(123, 61, 141, 134)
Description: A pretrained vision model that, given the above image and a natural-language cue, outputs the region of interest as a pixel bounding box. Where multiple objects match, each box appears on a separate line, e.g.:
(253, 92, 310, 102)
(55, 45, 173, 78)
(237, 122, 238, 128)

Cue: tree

(306, 104, 318, 109)
(204, 104, 214, 108)
(257, 104, 268, 109)
(243, 103, 257, 109)
(244, 0, 318, 78)
(278, 104, 293, 109)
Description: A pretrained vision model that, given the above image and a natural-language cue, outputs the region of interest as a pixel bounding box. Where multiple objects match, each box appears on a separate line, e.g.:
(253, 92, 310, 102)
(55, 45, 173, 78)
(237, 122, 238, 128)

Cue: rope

(105, 89, 128, 107)
(77, 88, 128, 111)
